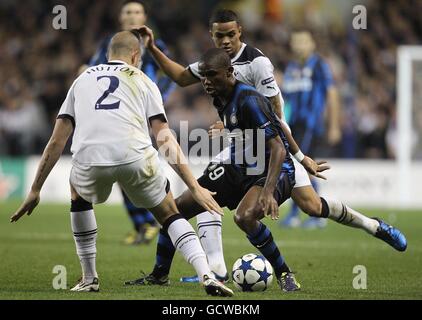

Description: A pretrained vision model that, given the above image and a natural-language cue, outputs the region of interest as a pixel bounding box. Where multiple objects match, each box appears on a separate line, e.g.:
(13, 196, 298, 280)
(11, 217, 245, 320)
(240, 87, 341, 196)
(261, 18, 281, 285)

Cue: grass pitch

(0, 200, 421, 300)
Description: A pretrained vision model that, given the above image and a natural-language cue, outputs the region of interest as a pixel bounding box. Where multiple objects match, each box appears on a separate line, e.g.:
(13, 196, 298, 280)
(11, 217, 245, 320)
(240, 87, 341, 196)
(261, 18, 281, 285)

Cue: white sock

(323, 197, 380, 235)
(166, 215, 213, 283)
(71, 209, 98, 283)
(197, 211, 227, 277)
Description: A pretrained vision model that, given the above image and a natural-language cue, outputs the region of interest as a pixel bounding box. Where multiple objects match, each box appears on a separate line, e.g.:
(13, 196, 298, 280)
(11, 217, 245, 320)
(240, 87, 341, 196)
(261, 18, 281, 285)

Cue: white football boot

(203, 275, 234, 297)
(70, 277, 100, 292)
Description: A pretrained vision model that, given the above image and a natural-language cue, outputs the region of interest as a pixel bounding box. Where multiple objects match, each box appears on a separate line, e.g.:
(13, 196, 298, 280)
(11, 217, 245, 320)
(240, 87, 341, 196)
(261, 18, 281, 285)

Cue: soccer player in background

(81, 1, 175, 245)
(280, 29, 342, 229)
(136, 9, 407, 284)
(10, 31, 233, 297)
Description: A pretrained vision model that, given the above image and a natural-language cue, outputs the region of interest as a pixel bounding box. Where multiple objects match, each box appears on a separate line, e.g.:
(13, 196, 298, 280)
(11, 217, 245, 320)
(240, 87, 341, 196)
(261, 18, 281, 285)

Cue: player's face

(198, 64, 233, 97)
(120, 2, 147, 31)
(290, 31, 315, 60)
(210, 22, 242, 58)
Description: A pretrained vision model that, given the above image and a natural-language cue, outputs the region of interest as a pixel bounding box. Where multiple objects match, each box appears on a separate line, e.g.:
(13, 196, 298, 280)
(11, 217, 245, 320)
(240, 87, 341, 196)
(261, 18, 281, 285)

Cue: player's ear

(132, 49, 140, 66)
(227, 66, 234, 76)
(238, 24, 242, 37)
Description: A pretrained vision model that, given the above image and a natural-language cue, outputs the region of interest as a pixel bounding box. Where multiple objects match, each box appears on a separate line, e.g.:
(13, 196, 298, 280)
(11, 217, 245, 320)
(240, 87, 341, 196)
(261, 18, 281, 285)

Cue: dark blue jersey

(88, 35, 175, 101)
(214, 82, 295, 184)
(282, 54, 334, 136)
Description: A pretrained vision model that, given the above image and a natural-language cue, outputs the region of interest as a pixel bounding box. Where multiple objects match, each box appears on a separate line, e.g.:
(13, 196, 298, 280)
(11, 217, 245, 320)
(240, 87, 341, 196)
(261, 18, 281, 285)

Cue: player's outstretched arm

(138, 26, 198, 87)
(150, 118, 224, 216)
(10, 118, 74, 222)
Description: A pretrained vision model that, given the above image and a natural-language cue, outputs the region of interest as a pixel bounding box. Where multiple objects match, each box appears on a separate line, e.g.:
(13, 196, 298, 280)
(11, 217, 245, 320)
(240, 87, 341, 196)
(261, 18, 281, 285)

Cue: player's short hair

(108, 31, 141, 57)
(200, 48, 231, 70)
(290, 26, 315, 39)
(121, 0, 148, 15)
(209, 9, 240, 28)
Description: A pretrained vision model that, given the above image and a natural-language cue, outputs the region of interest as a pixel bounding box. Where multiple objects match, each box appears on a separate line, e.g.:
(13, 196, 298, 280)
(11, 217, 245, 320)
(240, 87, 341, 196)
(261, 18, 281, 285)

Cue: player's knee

(234, 209, 256, 231)
(234, 212, 249, 230)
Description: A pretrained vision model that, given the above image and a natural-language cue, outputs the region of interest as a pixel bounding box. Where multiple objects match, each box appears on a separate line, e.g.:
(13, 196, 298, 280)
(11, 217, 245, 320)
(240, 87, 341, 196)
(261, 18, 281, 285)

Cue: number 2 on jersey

(95, 76, 120, 110)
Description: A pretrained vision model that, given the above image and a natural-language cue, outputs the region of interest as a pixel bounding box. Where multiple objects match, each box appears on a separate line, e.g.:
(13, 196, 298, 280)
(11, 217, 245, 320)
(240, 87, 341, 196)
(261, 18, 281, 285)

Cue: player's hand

(138, 25, 155, 49)
(301, 156, 330, 180)
(208, 121, 224, 138)
(10, 190, 40, 223)
(258, 189, 279, 220)
(191, 185, 224, 216)
(328, 127, 342, 145)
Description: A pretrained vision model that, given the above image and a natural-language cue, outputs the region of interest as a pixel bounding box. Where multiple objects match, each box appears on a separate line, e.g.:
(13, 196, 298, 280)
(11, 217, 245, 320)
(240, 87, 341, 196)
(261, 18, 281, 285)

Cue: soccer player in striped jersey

(280, 29, 342, 229)
(10, 31, 233, 297)
(82, 1, 175, 245)
(126, 48, 303, 292)
(133, 9, 407, 284)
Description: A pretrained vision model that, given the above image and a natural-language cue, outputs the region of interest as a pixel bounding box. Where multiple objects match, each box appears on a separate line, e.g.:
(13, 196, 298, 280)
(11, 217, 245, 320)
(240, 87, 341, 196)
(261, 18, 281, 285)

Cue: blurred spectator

(0, 0, 421, 158)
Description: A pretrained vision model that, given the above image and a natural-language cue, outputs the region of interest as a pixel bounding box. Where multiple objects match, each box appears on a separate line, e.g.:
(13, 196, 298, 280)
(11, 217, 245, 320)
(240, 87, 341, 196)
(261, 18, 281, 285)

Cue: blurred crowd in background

(0, 0, 421, 158)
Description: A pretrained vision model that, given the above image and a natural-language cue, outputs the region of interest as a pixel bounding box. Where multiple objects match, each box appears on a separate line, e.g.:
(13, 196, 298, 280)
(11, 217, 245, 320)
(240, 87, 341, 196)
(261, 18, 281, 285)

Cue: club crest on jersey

(230, 113, 238, 125)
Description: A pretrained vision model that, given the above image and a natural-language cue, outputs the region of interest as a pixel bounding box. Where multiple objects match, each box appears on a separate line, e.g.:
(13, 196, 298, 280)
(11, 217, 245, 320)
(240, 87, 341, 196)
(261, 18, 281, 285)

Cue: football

(232, 253, 274, 292)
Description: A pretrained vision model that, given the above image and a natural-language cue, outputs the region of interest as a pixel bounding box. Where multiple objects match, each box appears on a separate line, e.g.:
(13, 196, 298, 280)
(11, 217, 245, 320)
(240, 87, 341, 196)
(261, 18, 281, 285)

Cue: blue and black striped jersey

(213, 82, 295, 183)
(282, 54, 334, 136)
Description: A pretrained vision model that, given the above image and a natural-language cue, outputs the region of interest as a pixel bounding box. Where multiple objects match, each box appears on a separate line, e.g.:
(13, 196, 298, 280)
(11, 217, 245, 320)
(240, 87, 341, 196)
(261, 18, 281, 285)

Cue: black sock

(247, 222, 290, 278)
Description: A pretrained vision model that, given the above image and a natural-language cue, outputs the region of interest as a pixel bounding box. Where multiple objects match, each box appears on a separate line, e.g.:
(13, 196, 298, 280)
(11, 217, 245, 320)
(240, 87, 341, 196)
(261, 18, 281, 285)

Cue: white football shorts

(292, 156, 311, 188)
(70, 147, 168, 208)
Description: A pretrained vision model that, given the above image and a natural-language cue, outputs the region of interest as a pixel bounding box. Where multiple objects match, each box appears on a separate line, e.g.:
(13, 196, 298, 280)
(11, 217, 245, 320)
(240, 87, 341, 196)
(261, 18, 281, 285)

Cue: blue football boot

(180, 272, 229, 283)
(373, 218, 407, 252)
(277, 272, 301, 292)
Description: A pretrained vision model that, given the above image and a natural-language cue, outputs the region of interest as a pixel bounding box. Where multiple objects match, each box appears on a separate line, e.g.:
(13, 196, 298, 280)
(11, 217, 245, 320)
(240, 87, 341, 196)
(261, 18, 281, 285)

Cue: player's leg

(291, 186, 407, 251)
(120, 158, 233, 296)
(132, 190, 233, 296)
(68, 165, 114, 292)
(69, 185, 99, 292)
(124, 186, 220, 285)
(234, 183, 300, 292)
(301, 178, 327, 229)
(178, 211, 227, 282)
(121, 189, 159, 245)
(180, 163, 234, 283)
(125, 163, 233, 286)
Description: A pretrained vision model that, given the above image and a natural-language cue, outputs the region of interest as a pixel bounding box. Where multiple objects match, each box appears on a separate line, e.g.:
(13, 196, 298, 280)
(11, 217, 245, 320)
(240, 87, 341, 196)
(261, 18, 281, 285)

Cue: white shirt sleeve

(187, 61, 201, 79)
(250, 56, 280, 98)
(57, 80, 76, 124)
(144, 81, 167, 122)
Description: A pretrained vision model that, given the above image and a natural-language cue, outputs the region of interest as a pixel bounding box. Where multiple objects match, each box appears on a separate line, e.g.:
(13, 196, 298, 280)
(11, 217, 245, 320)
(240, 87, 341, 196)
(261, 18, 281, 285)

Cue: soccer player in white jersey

(9, 31, 233, 297)
(135, 10, 407, 284)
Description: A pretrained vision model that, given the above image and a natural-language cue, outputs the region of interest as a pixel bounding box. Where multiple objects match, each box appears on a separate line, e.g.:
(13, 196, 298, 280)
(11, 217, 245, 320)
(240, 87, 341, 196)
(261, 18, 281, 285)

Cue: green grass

(0, 200, 421, 300)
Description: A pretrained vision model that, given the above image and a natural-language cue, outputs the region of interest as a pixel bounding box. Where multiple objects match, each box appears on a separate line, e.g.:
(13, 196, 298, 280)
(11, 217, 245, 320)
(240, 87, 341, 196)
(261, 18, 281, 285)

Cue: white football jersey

(58, 60, 166, 168)
(188, 42, 284, 117)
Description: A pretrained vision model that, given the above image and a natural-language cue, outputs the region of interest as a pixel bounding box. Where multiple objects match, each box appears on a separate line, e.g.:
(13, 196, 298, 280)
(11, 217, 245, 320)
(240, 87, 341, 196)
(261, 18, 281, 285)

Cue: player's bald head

(199, 48, 231, 70)
(108, 30, 141, 61)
